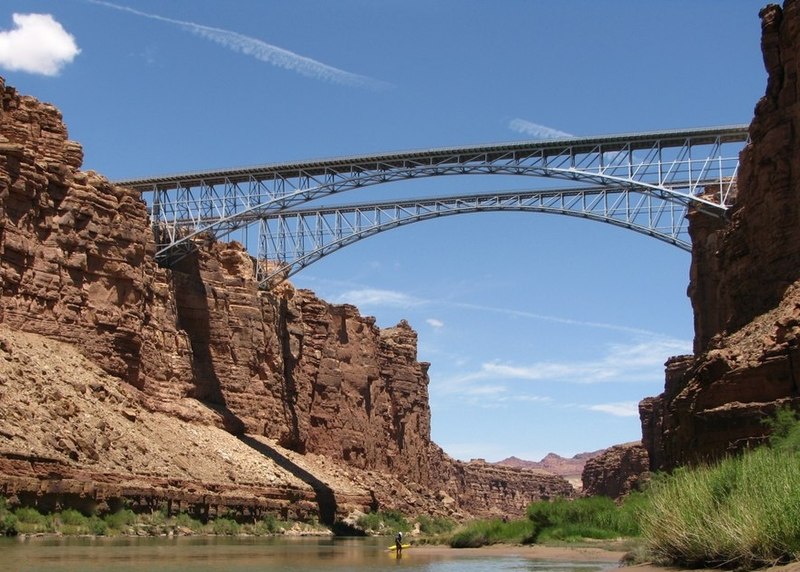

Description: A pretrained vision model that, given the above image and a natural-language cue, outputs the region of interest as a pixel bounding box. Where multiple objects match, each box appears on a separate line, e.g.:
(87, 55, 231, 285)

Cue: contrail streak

(88, 0, 390, 89)
(508, 118, 573, 139)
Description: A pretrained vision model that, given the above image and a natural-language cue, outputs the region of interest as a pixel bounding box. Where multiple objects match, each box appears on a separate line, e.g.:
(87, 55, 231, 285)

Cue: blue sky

(0, 1, 768, 462)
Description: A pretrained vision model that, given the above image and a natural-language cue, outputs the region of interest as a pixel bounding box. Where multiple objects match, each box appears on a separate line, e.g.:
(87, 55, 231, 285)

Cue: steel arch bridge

(116, 125, 749, 287)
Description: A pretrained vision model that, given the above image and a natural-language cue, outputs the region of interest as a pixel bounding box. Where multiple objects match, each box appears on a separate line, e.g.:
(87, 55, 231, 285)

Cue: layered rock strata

(642, 1, 800, 470)
(580, 443, 649, 499)
(0, 76, 571, 520)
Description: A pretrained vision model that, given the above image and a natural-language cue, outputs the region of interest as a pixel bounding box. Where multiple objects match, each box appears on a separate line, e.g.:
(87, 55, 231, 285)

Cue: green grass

(416, 514, 456, 536)
(212, 517, 240, 535)
(356, 509, 410, 535)
(0, 498, 17, 536)
(527, 494, 644, 543)
(640, 446, 800, 569)
(449, 518, 538, 548)
(0, 501, 307, 537)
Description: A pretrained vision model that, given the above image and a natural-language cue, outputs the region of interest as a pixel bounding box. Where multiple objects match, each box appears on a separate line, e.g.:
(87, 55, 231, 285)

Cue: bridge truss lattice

(115, 125, 749, 287)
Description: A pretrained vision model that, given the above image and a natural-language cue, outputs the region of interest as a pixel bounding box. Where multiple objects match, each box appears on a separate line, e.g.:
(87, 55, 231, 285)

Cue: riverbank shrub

(212, 517, 240, 535)
(0, 500, 317, 537)
(640, 445, 800, 569)
(0, 498, 17, 536)
(449, 518, 538, 548)
(527, 494, 644, 542)
(356, 509, 409, 534)
(104, 508, 136, 532)
(416, 514, 455, 535)
(14, 507, 52, 534)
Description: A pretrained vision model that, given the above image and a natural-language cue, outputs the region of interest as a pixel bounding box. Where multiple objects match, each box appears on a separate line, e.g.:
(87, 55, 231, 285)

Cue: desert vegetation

(0, 500, 306, 537)
(444, 494, 643, 549)
(436, 407, 800, 570)
(640, 407, 800, 569)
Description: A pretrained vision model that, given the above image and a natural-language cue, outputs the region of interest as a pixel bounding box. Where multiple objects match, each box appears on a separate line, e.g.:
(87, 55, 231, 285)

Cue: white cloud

(438, 337, 690, 388)
(509, 118, 573, 139)
(585, 401, 640, 417)
(334, 288, 423, 308)
(0, 13, 80, 76)
(88, 0, 389, 89)
(464, 384, 507, 396)
(426, 318, 444, 328)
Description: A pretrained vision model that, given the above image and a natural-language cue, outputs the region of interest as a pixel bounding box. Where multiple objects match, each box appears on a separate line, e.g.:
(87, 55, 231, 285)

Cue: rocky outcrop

(0, 76, 570, 520)
(580, 443, 649, 499)
(641, 1, 800, 471)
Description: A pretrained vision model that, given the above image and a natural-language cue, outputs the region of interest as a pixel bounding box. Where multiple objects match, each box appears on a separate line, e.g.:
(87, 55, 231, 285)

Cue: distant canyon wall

(642, 1, 800, 470)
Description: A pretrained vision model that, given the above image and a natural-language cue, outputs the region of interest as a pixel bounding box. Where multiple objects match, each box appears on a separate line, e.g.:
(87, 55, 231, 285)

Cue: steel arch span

(114, 125, 749, 285)
(255, 185, 696, 286)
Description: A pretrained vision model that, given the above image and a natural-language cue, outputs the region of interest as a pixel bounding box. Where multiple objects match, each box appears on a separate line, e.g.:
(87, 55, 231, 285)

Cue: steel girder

(114, 125, 749, 278)
(255, 185, 694, 286)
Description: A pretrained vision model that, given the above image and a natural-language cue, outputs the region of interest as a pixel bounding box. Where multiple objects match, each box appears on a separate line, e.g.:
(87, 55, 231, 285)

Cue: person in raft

(395, 531, 403, 554)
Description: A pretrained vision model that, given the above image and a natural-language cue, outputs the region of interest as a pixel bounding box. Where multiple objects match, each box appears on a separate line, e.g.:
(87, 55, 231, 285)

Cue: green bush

(14, 507, 47, 525)
(212, 517, 240, 535)
(763, 405, 800, 452)
(1, 513, 17, 536)
(449, 518, 538, 548)
(59, 508, 87, 526)
(0, 499, 17, 536)
(416, 514, 456, 535)
(526, 495, 643, 543)
(14, 506, 51, 533)
(254, 513, 283, 534)
(88, 516, 108, 536)
(639, 446, 800, 569)
(356, 509, 409, 534)
(104, 509, 136, 531)
(174, 512, 203, 531)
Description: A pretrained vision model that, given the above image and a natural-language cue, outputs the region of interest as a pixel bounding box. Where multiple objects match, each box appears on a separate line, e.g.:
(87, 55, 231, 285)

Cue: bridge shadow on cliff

(169, 251, 352, 531)
(237, 435, 358, 532)
(170, 250, 245, 434)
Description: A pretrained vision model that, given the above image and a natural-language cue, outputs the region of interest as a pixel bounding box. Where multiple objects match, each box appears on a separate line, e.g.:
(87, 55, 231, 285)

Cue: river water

(0, 536, 619, 572)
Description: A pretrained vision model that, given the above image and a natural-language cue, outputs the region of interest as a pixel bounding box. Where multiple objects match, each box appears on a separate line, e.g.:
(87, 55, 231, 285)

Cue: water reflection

(0, 536, 618, 572)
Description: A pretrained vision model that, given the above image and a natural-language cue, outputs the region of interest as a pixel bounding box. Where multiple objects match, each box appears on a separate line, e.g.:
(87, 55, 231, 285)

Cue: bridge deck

(116, 125, 749, 191)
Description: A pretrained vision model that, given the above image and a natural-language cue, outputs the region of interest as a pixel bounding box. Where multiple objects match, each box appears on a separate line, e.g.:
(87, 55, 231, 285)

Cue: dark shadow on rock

(331, 521, 366, 537)
(237, 434, 338, 527)
(276, 296, 303, 451)
(171, 250, 244, 435)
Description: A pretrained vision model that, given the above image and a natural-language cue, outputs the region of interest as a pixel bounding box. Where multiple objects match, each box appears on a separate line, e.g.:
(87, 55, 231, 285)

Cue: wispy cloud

(333, 288, 424, 308)
(450, 300, 665, 337)
(0, 13, 80, 76)
(585, 401, 640, 417)
(426, 318, 444, 329)
(87, 0, 389, 89)
(313, 280, 679, 338)
(509, 118, 573, 139)
(437, 337, 690, 390)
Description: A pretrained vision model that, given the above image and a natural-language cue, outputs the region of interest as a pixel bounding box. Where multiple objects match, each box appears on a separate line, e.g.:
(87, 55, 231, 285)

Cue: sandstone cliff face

(0, 76, 571, 520)
(0, 80, 156, 385)
(642, 1, 800, 471)
(580, 443, 648, 499)
(0, 74, 434, 484)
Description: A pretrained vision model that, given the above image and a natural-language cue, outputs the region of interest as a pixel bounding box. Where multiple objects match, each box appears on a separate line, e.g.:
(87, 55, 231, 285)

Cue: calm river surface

(0, 536, 619, 572)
